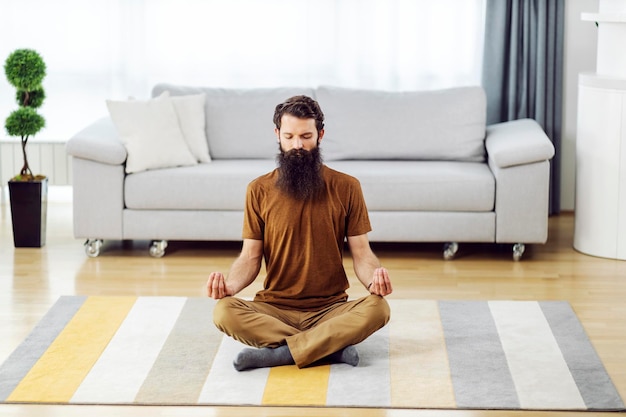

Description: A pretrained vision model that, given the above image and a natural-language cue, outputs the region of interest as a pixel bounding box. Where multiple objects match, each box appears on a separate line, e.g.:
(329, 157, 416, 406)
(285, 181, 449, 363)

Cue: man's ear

(318, 129, 325, 142)
(275, 127, 280, 142)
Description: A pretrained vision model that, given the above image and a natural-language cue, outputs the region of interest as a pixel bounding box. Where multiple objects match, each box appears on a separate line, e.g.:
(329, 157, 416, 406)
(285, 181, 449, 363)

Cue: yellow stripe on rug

(7, 296, 136, 403)
(262, 364, 330, 405)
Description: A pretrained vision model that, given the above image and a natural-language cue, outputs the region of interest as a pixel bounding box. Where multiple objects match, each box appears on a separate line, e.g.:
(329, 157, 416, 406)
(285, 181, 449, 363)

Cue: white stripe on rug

(489, 301, 586, 410)
(70, 297, 186, 403)
(198, 336, 270, 405)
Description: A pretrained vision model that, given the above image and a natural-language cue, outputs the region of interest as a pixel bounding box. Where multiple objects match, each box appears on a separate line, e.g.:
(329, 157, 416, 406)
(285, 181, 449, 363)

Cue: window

(0, 0, 485, 140)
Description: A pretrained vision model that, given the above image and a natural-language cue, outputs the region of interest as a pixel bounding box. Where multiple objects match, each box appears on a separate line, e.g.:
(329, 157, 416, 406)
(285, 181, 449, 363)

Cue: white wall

(561, 0, 598, 211)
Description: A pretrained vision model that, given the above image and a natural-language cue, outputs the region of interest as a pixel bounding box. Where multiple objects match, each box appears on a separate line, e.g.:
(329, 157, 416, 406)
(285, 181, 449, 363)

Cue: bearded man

(206, 95, 392, 371)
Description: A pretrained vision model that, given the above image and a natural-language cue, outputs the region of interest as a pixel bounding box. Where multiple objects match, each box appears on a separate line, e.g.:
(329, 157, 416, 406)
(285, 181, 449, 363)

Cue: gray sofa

(66, 84, 555, 260)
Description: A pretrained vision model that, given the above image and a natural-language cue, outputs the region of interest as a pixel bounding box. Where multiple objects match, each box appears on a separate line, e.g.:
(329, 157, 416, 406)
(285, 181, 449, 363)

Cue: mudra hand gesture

(206, 272, 234, 299)
(368, 267, 393, 296)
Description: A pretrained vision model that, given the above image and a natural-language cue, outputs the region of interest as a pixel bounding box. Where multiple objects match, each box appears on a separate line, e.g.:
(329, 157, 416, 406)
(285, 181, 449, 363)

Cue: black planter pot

(8, 177, 48, 247)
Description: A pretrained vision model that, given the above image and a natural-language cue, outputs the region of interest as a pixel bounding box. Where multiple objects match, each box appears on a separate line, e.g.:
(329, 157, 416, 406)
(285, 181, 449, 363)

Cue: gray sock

(233, 345, 294, 371)
(327, 345, 360, 367)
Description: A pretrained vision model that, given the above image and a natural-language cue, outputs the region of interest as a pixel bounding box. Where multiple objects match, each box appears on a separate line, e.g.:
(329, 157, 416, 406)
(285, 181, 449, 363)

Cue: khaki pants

(213, 295, 390, 368)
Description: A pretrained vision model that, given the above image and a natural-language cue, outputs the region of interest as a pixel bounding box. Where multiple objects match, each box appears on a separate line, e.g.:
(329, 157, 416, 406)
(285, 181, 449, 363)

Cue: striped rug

(0, 296, 623, 410)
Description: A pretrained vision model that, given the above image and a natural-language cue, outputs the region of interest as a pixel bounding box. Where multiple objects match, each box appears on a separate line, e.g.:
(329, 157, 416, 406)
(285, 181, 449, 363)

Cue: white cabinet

(574, 75, 626, 259)
(574, 1, 626, 260)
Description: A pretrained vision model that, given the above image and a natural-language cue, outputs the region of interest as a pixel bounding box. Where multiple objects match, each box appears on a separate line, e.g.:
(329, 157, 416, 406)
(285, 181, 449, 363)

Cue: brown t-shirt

(243, 165, 372, 310)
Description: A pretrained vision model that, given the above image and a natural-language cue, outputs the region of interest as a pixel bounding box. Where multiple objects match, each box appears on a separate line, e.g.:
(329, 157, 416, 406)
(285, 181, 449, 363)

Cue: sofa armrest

(485, 118, 555, 168)
(486, 119, 554, 244)
(66, 117, 127, 165)
(72, 157, 125, 240)
(67, 117, 126, 240)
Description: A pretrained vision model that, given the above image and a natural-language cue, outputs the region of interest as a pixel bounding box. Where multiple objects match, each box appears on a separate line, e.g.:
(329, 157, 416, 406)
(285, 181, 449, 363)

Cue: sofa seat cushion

(125, 160, 276, 210)
(326, 161, 494, 212)
(125, 160, 494, 213)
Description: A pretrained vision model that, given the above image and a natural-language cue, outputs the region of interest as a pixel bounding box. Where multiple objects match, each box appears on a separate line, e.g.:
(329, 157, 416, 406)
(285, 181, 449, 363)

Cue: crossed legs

(213, 295, 390, 370)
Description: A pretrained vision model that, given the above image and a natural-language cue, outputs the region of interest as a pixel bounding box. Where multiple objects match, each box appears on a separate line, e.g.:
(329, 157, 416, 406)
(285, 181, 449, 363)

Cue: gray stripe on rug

(134, 297, 220, 404)
(439, 300, 519, 409)
(0, 295, 87, 401)
(540, 301, 625, 410)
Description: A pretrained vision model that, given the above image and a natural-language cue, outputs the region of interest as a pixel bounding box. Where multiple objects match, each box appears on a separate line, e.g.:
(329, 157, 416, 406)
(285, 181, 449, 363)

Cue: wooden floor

(1, 189, 625, 417)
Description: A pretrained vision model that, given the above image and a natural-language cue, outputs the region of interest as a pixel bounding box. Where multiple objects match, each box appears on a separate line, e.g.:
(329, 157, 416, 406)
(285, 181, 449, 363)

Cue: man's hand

(368, 267, 393, 296)
(206, 272, 233, 299)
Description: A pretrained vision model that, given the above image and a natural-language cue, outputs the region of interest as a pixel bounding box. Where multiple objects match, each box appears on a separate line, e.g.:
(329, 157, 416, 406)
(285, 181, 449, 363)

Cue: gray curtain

(482, 0, 564, 214)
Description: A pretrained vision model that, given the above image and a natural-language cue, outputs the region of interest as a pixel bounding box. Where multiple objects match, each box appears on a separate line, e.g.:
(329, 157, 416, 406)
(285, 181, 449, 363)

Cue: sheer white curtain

(0, 0, 485, 141)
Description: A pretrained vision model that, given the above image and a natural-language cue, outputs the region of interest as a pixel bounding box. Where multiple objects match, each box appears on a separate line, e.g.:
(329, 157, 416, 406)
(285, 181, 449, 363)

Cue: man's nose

(294, 138, 304, 149)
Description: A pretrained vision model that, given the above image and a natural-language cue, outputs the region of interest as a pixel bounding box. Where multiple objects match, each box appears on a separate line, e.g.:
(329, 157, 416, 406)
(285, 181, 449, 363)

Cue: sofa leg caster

(84, 239, 103, 257)
(512, 243, 525, 261)
(150, 240, 168, 258)
(443, 242, 459, 260)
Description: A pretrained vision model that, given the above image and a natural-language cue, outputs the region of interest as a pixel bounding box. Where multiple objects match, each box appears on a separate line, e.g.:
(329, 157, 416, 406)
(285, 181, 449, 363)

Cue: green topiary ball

(16, 87, 46, 108)
(4, 49, 46, 91)
(5, 107, 46, 137)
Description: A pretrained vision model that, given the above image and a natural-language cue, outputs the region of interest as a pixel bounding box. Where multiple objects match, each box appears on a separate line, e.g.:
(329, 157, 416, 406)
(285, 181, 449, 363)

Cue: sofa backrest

(153, 84, 314, 159)
(316, 85, 487, 162)
(153, 83, 487, 162)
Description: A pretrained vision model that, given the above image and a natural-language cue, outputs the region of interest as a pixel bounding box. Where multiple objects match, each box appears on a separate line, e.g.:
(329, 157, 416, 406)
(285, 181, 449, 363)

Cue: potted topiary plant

(4, 49, 48, 247)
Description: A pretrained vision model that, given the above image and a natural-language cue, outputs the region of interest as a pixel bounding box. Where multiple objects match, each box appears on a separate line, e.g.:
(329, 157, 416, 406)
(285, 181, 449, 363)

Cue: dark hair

(273, 95, 325, 133)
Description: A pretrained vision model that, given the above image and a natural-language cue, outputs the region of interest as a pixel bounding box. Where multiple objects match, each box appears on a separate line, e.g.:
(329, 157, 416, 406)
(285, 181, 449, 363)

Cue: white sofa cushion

(317, 85, 487, 162)
(170, 93, 211, 163)
(124, 160, 494, 212)
(124, 160, 276, 210)
(106, 92, 197, 173)
(153, 84, 315, 160)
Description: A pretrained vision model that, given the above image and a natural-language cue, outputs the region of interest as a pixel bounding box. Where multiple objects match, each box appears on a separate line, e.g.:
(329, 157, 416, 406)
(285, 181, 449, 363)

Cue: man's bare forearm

(352, 251, 380, 287)
(226, 252, 262, 294)
(207, 239, 264, 299)
(348, 234, 393, 296)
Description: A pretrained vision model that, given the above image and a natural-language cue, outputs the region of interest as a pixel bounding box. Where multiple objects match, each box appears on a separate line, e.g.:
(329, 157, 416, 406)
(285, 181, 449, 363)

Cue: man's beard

(276, 146, 325, 200)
